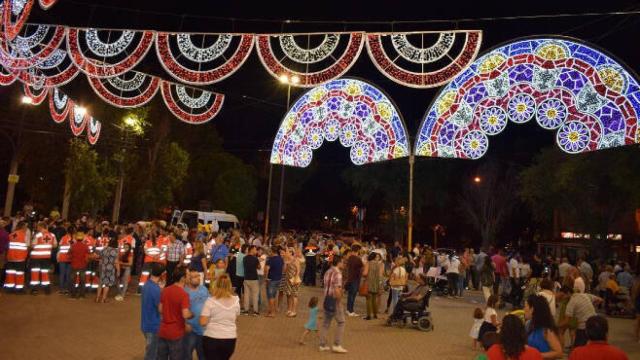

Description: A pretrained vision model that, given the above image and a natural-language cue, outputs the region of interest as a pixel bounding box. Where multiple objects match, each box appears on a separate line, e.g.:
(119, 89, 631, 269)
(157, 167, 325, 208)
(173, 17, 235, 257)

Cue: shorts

(266, 279, 281, 299)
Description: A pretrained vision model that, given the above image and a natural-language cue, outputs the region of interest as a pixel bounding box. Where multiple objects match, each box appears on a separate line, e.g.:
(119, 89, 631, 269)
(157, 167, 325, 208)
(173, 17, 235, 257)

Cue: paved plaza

(0, 286, 638, 359)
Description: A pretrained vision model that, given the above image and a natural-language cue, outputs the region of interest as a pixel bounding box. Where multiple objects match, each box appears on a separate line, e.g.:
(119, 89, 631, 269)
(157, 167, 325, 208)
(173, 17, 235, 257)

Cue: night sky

(8, 0, 640, 239)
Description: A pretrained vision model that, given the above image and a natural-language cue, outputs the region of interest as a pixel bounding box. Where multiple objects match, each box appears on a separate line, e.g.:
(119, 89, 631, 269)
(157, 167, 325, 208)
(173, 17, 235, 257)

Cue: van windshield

(181, 212, 199, 230)
(218, 221, 236, 232)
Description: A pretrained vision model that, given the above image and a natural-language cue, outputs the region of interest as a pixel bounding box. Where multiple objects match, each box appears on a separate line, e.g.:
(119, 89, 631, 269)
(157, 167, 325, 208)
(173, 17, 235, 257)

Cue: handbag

(323, 269, 337, 312)
(389, 266, 405, 287)
(359, 279, 368, 296)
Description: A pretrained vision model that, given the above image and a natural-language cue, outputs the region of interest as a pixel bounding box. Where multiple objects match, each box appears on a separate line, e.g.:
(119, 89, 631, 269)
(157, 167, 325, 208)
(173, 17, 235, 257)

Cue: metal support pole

(408, 155, 414, 251)
(112, 163, 124, 223)
(3, 156, 19, 217)
(264, 163, 273, 239)
(275, 84, 292, 234)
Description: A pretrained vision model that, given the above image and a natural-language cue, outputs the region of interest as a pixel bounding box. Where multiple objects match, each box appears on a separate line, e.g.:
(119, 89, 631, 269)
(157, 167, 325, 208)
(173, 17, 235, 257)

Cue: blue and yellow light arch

(271, 78, 410, 167)
(415, 36, 640, 159)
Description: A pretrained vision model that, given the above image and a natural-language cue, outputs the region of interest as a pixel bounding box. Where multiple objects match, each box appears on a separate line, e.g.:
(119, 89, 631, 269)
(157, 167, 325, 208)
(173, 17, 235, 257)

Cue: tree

(520, 146, 640, 257)
(63, 139, 116, 216)
(458, 161, 517, 249)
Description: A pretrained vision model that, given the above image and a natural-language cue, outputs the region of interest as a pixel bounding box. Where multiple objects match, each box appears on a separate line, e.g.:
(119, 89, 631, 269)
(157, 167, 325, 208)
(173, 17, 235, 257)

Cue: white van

(171, 210, 240, 232)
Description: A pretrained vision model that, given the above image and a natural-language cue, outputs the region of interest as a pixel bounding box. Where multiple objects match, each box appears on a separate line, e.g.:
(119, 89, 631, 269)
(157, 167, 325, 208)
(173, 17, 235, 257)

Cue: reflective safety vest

(7, 229, 28, 262)
(304, 245, 319, 256)
(183, 242, 193, 265)
(119, 235, 135, 254)
(31, 231, 55, 259)
(144, 240, 163, 263)
(94, 236, 107, 253)
(158, 236, 168, 263)
(57, 234, 72, 262)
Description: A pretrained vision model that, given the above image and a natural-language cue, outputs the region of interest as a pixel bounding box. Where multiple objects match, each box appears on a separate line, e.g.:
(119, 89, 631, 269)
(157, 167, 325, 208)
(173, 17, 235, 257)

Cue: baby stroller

(426, 266, 449, 296)
(386, 289, 434, 332)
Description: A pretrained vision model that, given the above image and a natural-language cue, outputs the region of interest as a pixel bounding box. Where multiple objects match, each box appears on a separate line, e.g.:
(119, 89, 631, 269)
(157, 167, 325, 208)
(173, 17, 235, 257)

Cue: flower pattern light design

(415, 37, 640, 158)
(270, 78, 410, 167)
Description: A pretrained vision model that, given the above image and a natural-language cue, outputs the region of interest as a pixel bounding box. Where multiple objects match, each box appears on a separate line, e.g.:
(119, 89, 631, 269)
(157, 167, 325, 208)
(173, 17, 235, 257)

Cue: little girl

(470, 307, 484, 349)
(478, 295, 500, 343)
(299, 296, 319, 345)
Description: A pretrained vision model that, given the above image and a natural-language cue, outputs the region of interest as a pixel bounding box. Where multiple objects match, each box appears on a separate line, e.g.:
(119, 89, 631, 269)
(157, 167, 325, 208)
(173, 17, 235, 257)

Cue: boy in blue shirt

(141, 263, 165, 360)
(184, 270, 210, 360)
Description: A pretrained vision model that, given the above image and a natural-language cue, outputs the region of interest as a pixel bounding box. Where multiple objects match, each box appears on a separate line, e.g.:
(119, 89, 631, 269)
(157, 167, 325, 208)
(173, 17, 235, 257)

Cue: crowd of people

(0, 210, 637, 359)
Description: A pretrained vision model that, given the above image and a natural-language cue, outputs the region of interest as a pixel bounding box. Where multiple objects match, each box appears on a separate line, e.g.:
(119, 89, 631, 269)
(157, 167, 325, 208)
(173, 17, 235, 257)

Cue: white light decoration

(0, 24, 66, 69)
(160, 80, 224, 125)
(390, 32, 455, 63)
(156, 32, 254, 85)
(256, 32, 364, 88)
(87, 70, 160, 108)
(366, 30, 482, 88)
(85, 29, 135, 57)
(70, 104, 88, 136)
(67, 27, 155, 78)
(48, 87, 72, 123)
(3, 0, 35, 40)
(87, 116, 101, 145)
(176, 33, 232, 62)
(106, 71, 146, 91)
(279, 34, 339, 64)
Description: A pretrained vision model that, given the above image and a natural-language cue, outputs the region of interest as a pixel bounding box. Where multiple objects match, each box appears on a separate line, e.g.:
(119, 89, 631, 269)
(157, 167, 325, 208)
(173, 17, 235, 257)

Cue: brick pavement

(0, 286, 638, 359)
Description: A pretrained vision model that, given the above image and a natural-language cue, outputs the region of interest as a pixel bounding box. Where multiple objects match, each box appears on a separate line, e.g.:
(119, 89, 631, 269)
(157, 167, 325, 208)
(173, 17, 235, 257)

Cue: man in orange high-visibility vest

(30, 222, 57, 295)
(4, 222, 29, 293)
(56, 226, 75, 294)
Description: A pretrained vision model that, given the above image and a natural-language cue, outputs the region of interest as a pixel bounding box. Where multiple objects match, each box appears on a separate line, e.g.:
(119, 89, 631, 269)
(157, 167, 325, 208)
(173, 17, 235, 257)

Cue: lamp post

(3, 96, 35, 217)
(111, 115, 141, 224)
(60, 105, 88, 220)
(265, 73, 299, 238)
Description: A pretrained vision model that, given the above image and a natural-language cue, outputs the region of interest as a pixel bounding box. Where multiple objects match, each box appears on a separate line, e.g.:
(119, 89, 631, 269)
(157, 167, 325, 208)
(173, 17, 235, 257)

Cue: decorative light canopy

(366, 30, 482, 88)
(87, 116, 101, 145)
(67, 27, 155, 77)
(257, 32, 365, 87)
(271, 78, 410, 167)
(2, 0, 35, 40)
(69, 103, 88, 136)
(22, 81, 46, 104)
(160, 80, 224, 124)
(87, 70, 160, 108)
(38, 0, 57, 10)
(0, 63, 17, 85)
(415, 37, 640, 159)
(156, 32, 254, 85)
(0, 23, 65, 69)
(48, 87, 72, 123)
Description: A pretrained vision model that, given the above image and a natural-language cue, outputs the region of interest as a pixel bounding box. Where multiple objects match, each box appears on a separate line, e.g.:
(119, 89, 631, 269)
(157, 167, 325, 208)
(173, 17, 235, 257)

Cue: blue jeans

(266, 279, 280, 299)
(390, 288, 402, 313)
(458, 274, 465, 297)
(346, 279, 360, 313)
(184, 332, 204, 360)
(157, 337, 184, 360)
(143, 332, 158, 360)
(59, 262, 71, 291)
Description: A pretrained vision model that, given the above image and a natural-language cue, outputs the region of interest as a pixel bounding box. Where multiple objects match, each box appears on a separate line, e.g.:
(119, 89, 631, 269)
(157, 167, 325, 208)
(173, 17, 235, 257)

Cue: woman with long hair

(284, 247, 301, 317)
(487, 314, 543, 359)
(115, 243, 133, 301)
(524, 295, 563, 359)
(200, 274, 240, 360)
(190, 240, 208, 285)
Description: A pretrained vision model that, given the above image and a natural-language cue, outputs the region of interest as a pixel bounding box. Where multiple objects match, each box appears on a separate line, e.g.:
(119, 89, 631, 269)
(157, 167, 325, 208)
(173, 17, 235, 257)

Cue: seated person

(606, 275, 620, 295)
(390, 274, 430, 318)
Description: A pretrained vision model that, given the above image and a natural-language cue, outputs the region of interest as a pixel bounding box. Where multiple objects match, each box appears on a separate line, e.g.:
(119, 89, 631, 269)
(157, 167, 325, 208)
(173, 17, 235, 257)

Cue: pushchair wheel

(417, 316, 433, 332)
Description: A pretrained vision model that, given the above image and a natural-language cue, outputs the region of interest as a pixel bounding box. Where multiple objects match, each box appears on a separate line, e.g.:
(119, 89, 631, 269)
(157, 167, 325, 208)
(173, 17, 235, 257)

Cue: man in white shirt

(558, 257, 571, 281)
(508, 255, 522, 307)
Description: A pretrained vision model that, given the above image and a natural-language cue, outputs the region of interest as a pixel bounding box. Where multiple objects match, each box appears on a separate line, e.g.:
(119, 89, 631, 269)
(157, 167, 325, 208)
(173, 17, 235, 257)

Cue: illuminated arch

(415, 36, 640, 159)
(270, 78, 410, 167)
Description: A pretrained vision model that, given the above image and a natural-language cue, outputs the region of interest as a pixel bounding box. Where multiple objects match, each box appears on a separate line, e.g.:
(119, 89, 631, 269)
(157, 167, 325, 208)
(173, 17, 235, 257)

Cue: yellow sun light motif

(479, 54, 506, 74)
(568, 131, 579, 142)
(345, 82, 361, 96)
(470, 139, 479, 149)
(377, 102, 392, 121)
(536, 43, 567, 60)
(546, 108, 557, 119)
(488, 115, 498, 125)
(516, 103, 527, 113)
(436, 91, 457, 115)
(310, 88, 327, 102)
(598, 67, 625, 93)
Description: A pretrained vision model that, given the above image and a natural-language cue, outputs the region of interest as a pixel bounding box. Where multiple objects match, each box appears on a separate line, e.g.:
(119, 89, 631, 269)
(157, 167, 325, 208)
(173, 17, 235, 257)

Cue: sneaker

(348, 312, 359, 317)
(250, 312, 259, 317)
(319, 346, 331, 352)
(331, 345, 348, 353)
(115, 295, 123, 301)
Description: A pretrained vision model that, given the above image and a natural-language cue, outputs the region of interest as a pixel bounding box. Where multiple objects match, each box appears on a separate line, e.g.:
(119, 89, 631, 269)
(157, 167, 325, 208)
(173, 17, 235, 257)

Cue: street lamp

(265, 73, 299, 239)
(473, 176, 482, 184)
(3, 96, 36, 217)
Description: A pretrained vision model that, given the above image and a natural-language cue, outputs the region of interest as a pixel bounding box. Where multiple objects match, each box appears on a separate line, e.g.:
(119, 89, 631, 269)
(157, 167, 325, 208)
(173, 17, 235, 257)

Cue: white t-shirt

(445, 258, 460, 274)
(390, 266, 407, 290)
(257, 254, 267, 276)
(573, 277, 585, 294)
(201, 296, 241, 339)
(509, 258, 520, 278)
(484, 307, 497, 323)
(538, 290, 557, 317)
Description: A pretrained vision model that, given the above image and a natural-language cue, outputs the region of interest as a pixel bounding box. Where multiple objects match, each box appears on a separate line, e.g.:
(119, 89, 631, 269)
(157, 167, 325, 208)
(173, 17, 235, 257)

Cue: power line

(59, 1, 640, 29)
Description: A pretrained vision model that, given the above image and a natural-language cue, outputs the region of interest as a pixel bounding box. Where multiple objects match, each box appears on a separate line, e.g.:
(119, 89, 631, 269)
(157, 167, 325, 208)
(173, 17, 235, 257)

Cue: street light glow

(21, 96, 34, 104)
(279, 74, 290, 84)
(124, 116, 137, 127)
(75, 106, 87, 117)
(474, 176, 481, 183)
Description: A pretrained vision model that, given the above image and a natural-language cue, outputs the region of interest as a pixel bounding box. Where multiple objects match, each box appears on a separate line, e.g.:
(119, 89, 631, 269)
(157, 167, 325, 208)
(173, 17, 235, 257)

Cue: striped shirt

(565, 293, 597, 329)
(323, 266, 342, 297)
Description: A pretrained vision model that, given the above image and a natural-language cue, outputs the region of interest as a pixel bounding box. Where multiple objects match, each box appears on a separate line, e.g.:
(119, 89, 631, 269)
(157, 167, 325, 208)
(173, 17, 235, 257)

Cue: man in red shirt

(569, 315, 628, 360)
(491, 249, 508, 297)
(69, 232, 90, 298)
(158, 266, 193, 359)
